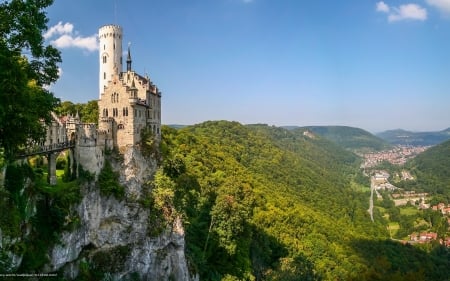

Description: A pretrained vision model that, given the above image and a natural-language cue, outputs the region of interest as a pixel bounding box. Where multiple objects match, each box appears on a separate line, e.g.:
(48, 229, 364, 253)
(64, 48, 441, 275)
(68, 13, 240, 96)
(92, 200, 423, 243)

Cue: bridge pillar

(47, 153, 57, 185)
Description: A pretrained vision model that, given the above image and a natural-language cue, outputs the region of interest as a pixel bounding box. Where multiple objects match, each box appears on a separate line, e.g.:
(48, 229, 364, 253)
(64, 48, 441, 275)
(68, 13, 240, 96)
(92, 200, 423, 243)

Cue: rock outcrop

(47, 147, 194, 280)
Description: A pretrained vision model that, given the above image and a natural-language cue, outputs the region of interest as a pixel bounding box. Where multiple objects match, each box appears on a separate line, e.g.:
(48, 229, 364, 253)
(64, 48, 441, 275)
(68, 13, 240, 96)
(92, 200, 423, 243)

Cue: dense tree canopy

(0, 0, 61, 161)
(401, 139, 450, 200)
(54, 100, 99, 124)
(156, 121, 450, 280)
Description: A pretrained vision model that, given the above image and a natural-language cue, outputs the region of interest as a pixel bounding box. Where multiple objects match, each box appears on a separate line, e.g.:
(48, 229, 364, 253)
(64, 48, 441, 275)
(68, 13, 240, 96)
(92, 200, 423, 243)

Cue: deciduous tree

(0, 0, 61, 160)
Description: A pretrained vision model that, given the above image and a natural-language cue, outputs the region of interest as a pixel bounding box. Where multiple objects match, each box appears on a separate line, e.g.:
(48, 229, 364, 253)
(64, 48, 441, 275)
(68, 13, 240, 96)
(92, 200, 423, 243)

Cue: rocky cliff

(49, 147, 194, 280)
(0, 147, 195, 280)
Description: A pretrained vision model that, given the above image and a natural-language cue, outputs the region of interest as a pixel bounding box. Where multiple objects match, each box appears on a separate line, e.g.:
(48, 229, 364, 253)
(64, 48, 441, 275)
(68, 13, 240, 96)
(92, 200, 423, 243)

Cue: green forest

(156, 121, 450, 280)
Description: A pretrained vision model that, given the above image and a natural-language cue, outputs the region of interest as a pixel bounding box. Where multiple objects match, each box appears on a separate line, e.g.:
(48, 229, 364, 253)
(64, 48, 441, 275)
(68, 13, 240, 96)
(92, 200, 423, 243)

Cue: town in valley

(361, 145, 450, 248)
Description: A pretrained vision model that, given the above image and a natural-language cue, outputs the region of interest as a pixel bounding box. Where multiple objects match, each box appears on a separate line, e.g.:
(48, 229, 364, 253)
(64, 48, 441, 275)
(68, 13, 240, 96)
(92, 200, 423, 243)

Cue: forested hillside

(294, 126, 391, 152)
(401, 139, 450, 200)
(377, 128, 450, 146)
(157, 121, 450, 280)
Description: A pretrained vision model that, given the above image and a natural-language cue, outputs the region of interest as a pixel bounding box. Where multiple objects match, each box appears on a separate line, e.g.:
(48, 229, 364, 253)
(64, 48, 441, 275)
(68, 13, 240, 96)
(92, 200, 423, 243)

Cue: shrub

(97, 160, 124, 200)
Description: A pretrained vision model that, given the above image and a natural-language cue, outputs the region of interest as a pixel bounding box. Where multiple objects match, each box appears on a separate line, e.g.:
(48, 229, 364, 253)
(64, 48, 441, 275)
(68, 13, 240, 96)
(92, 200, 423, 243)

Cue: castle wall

(76, 145, 104, 177)
(75, 123, 104, 176)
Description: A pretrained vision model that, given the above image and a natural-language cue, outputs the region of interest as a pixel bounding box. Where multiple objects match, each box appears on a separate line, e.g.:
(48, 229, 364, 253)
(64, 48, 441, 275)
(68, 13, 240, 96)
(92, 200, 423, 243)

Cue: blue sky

(45, 0, 450, 132)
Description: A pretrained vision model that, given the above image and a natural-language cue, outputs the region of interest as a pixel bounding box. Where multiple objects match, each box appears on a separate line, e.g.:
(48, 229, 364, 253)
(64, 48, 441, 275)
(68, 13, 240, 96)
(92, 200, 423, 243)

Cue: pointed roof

(127, 42, 132, 71)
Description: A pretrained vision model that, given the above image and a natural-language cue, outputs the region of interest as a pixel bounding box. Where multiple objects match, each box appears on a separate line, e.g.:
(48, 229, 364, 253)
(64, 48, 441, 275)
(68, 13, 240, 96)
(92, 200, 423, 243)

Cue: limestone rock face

(48, 147, 195, 280)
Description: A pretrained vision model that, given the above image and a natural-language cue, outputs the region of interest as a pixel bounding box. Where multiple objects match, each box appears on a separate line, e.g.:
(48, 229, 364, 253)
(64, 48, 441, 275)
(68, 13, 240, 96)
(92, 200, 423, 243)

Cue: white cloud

(45, 22, 98, 52)
(51, 34, 98, 52)
(388, 4, 427, 22)
(376, 2, 427, 22)
(44, 22, 74, 39)
(426, 0, 450, 14)
(376, 1, 390, 13)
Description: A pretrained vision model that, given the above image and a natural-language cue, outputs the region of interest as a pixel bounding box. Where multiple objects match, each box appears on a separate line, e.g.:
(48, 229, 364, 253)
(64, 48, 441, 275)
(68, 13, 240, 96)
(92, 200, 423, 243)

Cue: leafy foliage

(54, 100, 99, 124)
(97, 159, 124, 200)
(0, 0, 61, 160)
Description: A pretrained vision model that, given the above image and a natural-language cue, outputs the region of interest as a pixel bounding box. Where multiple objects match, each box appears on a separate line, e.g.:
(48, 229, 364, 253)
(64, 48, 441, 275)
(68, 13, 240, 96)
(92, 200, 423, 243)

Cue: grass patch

(387, 222, 400, 237)
(400, 207, 419, 216)
(350, 181, 370, 192)
(56, 169, 64, 177)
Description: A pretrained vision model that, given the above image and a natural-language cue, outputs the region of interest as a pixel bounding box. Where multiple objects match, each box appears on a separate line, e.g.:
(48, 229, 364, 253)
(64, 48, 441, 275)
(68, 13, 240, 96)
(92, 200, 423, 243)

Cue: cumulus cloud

(376, 1, 390, 13)
(44, 22, 74, 39)
(426, 0, 450, 14)
(389, 4, 427, 21)
(45, 21, 98, 52)
(376, 2, 427, 22)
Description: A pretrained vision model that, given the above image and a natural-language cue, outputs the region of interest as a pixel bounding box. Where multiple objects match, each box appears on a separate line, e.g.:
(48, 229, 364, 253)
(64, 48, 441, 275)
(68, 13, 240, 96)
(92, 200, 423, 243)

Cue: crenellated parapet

(76, 123, 99, 147)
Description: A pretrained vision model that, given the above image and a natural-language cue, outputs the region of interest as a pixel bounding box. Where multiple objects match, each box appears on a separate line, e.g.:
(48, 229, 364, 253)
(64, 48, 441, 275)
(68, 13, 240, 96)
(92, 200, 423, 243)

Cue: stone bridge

(18, 140, 76, 186)
(17, 112, 78, 185)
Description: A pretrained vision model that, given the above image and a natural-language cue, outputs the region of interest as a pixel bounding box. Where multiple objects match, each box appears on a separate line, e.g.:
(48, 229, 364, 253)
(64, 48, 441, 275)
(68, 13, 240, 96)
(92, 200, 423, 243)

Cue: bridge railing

(18, 140, 76, 157)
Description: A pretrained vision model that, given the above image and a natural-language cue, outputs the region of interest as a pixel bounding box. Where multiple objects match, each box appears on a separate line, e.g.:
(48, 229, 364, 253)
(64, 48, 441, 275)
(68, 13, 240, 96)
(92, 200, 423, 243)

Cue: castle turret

(99, 25, 123, 98)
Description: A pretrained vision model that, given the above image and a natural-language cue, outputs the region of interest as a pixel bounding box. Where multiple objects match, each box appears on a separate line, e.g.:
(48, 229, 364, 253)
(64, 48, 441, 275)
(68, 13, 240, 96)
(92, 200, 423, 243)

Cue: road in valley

(369, 177, 374, 222)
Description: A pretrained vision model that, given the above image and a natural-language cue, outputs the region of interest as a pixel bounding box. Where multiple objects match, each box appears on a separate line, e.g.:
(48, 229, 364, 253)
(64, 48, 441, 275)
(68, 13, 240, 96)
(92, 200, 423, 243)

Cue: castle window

(104, 72, 106, 80)
(103, 56, 107, 63)
(103, 44, 105, 50)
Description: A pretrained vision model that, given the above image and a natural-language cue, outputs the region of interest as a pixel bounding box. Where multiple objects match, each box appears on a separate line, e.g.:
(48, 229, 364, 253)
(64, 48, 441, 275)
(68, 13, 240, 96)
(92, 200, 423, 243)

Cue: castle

(41, 24, 162, 179)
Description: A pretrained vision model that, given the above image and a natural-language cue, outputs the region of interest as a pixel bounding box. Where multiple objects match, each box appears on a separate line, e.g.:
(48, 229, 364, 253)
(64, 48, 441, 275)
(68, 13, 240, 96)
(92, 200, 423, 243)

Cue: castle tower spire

(127, 42, 132, 72)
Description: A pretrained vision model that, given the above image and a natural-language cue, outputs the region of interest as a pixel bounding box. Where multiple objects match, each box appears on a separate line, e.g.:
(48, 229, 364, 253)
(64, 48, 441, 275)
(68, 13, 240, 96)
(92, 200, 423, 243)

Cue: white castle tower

(98, 25, 123, 98)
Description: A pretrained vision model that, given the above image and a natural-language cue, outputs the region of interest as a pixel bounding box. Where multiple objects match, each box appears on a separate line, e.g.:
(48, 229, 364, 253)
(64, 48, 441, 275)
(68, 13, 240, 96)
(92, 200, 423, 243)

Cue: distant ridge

(286, 125, 391, 152)
(377, 128, 450, 146)
(166, 124, 188, 129)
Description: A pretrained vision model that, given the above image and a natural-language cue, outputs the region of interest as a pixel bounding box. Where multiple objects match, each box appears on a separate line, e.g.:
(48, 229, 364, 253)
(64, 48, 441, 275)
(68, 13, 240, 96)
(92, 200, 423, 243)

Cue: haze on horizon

(45, 0, 450, 133)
